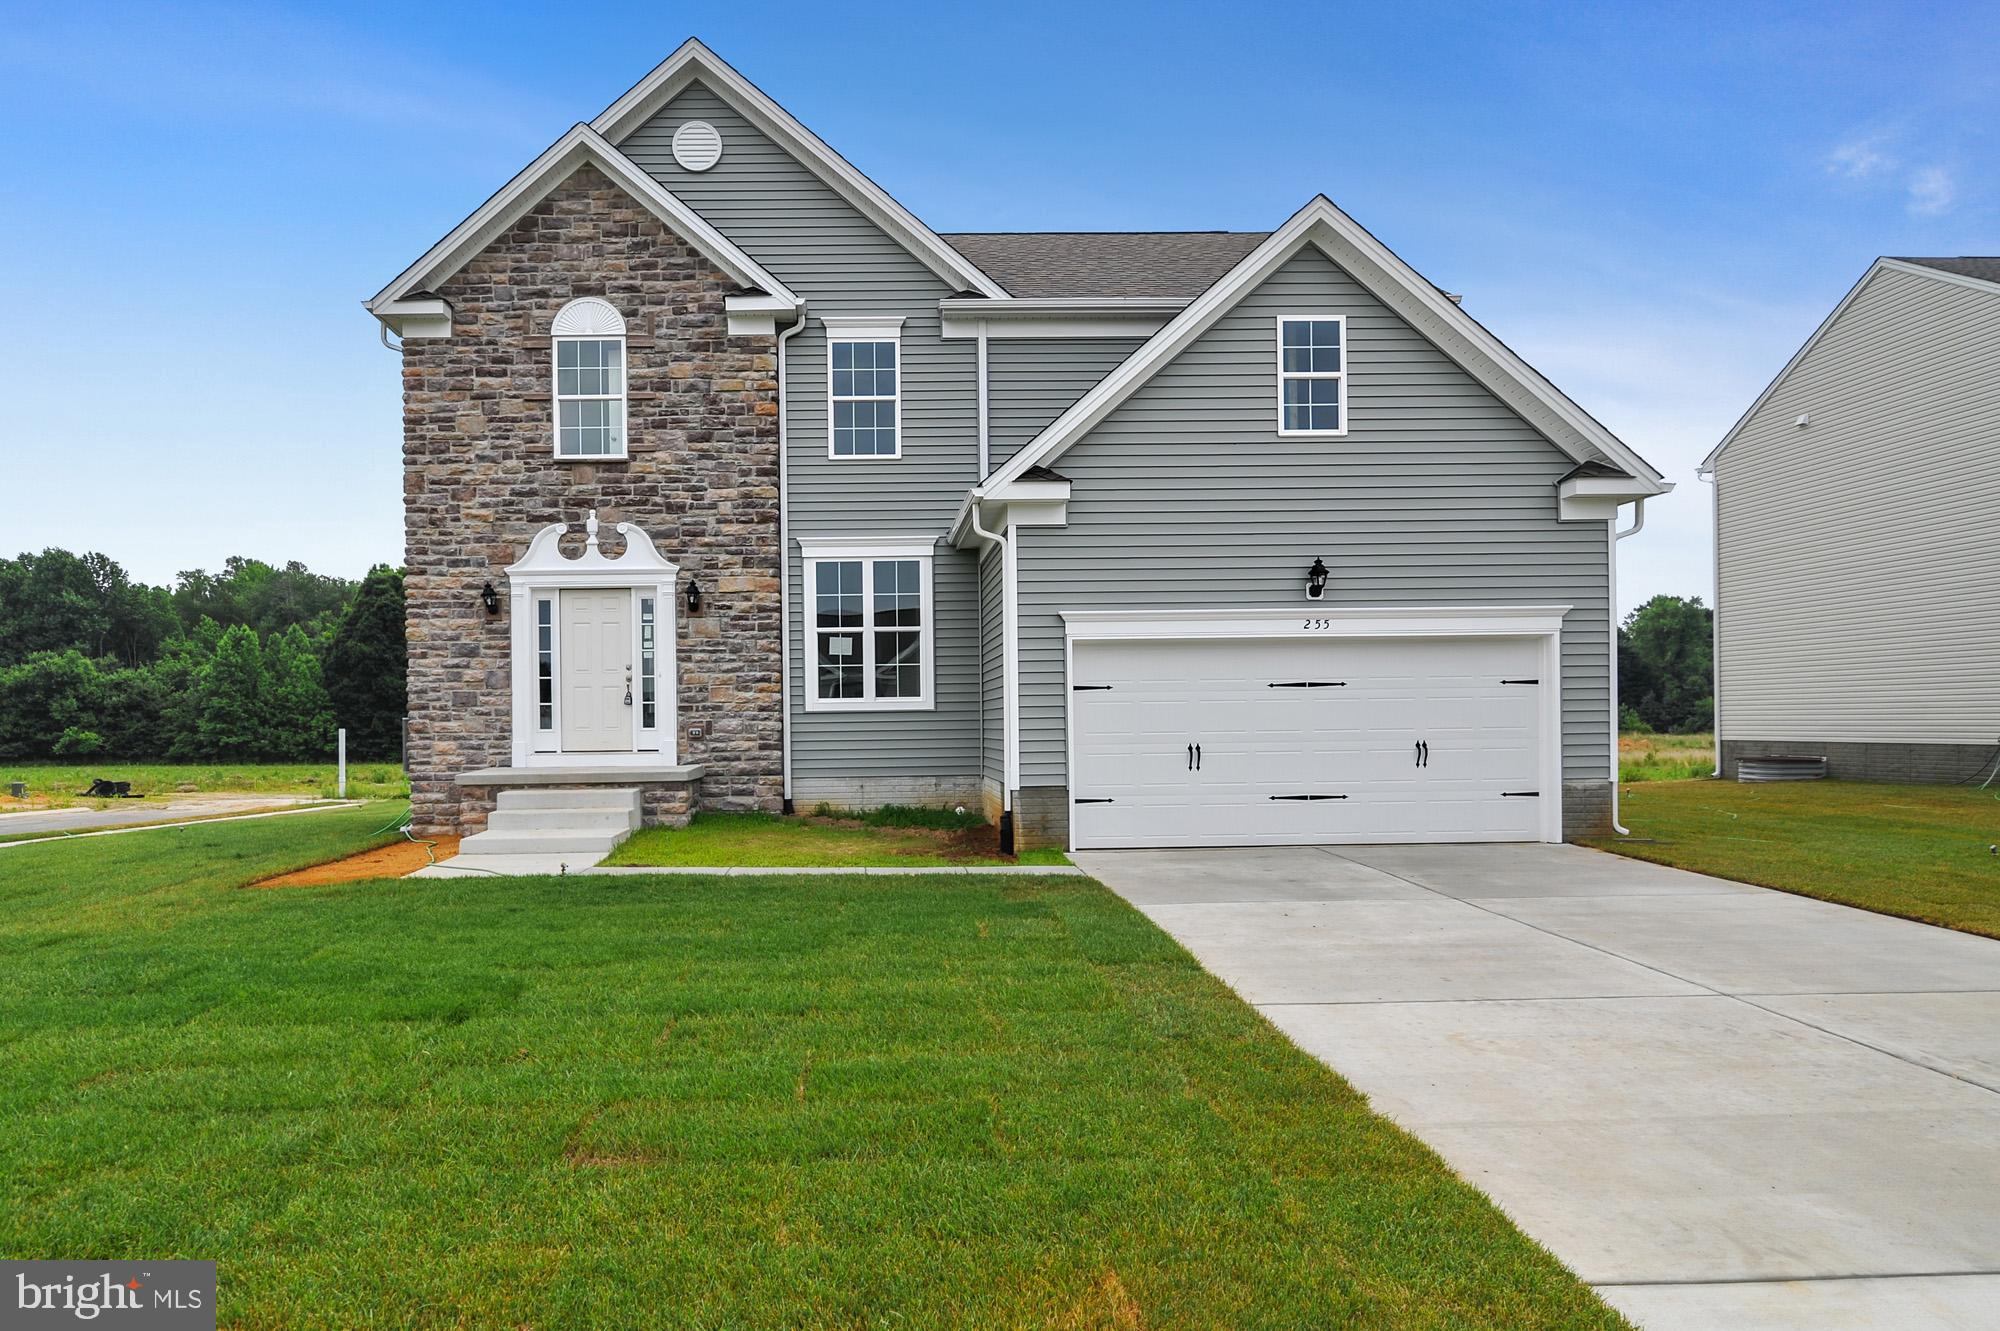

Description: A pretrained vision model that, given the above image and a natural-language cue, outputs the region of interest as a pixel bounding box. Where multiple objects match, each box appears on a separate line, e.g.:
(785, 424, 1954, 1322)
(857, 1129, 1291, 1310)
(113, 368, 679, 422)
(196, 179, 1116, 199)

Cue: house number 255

(1301, 618, 1334, 631)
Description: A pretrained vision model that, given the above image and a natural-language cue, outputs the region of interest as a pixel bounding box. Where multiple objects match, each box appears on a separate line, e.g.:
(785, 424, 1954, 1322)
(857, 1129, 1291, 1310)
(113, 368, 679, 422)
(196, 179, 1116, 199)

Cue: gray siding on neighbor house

(1715, 264, 2000, 749)
(620, 82, 984, 781)
(978, 544, 1004, 789)
(987, 338, 1145, 470)
(1014, 245, 1612, 787)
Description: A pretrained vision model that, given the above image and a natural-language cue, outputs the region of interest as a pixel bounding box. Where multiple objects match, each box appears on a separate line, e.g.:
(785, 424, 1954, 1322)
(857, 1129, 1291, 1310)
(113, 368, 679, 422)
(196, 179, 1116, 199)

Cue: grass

(607, 809, 1072, 868)
(0, 762, 410, 808)
(1586, 779, 2000, 939)
(1618, 732, 1714, 783)
(0, 806, 1620, 1328)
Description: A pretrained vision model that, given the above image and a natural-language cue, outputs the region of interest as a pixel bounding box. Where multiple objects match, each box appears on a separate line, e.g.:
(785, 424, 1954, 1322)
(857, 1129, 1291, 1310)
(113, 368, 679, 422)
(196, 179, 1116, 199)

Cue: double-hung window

(1277, 315, 1346, 436)
(552, 297, 628, 459)
(825, 316, 903, 458)
(801, 538, 934, 710)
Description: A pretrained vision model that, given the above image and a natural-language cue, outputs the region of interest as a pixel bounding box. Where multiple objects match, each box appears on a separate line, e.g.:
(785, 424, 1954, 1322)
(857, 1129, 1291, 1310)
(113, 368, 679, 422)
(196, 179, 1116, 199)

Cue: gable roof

(942, 232, 1268, 299)
(1892, 256, 2000, 287)
(591, 39, 1006, 299)
(1702, 256, 2000, 470)
(367, 123, 797, 319)
(981, 195, 1669, 495)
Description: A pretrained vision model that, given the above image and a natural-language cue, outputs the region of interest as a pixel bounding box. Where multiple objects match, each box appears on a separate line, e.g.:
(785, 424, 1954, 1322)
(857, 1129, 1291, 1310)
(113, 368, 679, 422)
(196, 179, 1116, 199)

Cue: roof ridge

(943, 229, 1268, 237)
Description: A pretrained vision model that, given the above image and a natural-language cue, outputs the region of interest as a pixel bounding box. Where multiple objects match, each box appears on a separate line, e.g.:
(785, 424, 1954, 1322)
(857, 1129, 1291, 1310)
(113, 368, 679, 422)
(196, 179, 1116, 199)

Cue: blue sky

(3, 0, 1994, 612)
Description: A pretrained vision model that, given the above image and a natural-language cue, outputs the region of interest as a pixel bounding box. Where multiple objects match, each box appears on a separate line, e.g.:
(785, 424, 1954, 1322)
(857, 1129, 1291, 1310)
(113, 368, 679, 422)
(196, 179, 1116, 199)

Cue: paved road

(1075, 843, 2000, 1331)
(0, 794, 323, 836)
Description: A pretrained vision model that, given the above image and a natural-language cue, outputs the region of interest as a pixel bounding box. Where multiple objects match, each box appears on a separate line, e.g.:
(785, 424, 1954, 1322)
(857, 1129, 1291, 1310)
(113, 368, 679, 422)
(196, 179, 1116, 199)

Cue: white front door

(1070, 635, 1547, 849)
(560, 588, 633, 752)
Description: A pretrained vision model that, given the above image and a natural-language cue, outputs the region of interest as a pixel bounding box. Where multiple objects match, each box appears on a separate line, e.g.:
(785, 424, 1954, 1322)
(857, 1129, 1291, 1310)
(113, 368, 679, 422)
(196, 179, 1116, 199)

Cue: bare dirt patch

(252, 836, 459, 888)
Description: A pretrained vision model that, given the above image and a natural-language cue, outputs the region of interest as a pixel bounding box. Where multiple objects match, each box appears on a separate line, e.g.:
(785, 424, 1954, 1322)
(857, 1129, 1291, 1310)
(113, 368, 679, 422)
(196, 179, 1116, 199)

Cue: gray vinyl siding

(621, 83, 983, 780)
(979, 546, 1004, 785)
(1715, 265, 2000, 746)
(988, 338, 1144, 469)
(1015, 245, 1611, 787)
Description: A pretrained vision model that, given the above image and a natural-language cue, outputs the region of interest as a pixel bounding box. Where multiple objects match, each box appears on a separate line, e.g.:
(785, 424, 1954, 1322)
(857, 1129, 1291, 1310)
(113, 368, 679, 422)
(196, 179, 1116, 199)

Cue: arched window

(551, 297, 627, 459)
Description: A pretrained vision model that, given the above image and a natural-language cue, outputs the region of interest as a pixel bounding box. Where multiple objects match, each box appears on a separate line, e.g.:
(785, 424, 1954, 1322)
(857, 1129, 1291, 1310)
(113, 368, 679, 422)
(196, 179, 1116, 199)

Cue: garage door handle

(1271, 794, 1346, 801)
(1074, 797, 1115, 805)
(1195, 743, 1202, 771)
(1501, 791, 1539, 798)
(1187, 744, 1194, 771)
(1269, 680, 1346, 688)
(1420, 740, 1429, 767)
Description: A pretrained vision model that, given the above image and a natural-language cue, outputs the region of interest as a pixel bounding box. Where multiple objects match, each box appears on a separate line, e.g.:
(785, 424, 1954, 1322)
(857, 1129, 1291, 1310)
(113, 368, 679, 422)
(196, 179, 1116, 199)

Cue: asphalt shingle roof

(941, 231, 1268, 299)
(1893, 256, 2000, 285)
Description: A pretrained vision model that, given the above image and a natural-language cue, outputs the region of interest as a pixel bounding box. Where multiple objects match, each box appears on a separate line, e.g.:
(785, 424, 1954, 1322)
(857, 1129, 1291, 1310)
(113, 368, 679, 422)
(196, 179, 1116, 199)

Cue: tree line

(1618, 594, 1713, 734)
(0, 550, 406, 762)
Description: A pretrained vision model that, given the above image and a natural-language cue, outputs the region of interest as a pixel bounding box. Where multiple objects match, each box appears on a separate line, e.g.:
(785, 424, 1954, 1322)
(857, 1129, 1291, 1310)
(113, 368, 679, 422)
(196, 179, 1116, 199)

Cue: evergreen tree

(264, 624, 335, 760)
(324, 566, 407, 761)
(195, 625, 271, 759)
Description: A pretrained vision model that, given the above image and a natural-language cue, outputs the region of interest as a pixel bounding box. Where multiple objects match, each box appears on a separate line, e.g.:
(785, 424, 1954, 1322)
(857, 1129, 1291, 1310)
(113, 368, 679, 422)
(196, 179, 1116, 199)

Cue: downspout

(1609, 498, 1647, 836)
(975, 323, 991, 479)
(1698, 464, 1721, 777)
(776, 312, 807, 814)
(965, 498, 1014, 854)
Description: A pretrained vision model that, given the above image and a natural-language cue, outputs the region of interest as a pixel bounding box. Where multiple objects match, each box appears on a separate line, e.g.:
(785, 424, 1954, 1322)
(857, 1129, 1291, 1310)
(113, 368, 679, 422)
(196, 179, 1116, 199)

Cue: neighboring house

(1702, 257, 2000, 783)
(368, 39, 1669, 851)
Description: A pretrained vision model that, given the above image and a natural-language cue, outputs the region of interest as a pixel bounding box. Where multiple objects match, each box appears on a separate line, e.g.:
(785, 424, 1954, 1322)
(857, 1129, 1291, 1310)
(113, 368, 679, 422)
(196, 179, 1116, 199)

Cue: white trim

(589, 40, 1007, 299)
(940, 298, 1183, 341)
(373, 296, 452, 340)
(976, 325, 990, 477)
(1059, 604, 1573, 639)
(981, 196, 1668, 495)
(775, 315, 807, 804)
(826, 321, 903, 460)
(551, 297, 626, 337)
(504, 513, 679, 767)
(1059, 604, 1568, 846)
(801, 544, 937, 712)
(1274, 313, 1349, 438)
(1701, 257, 2000, 471)
(366, 122, 799, 323)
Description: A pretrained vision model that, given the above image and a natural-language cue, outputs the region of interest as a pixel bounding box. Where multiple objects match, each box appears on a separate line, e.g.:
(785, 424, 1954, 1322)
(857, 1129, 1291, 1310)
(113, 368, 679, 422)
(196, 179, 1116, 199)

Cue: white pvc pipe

(1609, 499, 1647, 836)
(337, 728, 347, 799)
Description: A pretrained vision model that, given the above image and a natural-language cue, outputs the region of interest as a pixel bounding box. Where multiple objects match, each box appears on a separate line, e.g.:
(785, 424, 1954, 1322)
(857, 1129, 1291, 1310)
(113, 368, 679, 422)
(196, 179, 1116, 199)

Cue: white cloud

(1825, 131, 1895, 180)
(1907, 166, 1957, 216)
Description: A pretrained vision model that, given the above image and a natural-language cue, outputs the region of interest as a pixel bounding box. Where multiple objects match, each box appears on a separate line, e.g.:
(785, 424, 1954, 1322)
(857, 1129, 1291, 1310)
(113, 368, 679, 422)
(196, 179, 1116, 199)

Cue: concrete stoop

(413, 788, 640, 878)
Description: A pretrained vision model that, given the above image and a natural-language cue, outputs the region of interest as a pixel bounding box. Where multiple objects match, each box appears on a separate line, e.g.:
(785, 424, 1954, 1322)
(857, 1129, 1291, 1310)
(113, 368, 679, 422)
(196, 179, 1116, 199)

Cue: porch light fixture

(1306, 557, 1329, 600)
(685, 580, 702, 616)
(479, 581, 501, 616)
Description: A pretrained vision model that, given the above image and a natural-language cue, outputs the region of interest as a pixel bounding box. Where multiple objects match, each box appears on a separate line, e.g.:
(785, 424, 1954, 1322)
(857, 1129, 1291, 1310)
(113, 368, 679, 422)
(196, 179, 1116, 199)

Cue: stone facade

(1560, 779, 1613, 840)
(403, 165, 782, 835)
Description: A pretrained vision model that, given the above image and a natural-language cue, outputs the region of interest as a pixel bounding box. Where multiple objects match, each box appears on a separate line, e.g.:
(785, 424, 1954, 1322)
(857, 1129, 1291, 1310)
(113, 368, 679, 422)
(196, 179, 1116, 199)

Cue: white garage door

(1070, 635, 1548, 849)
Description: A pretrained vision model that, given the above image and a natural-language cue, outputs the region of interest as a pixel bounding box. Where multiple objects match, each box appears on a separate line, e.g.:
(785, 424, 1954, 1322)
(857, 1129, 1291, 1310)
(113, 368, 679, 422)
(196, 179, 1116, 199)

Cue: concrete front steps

(413, 788, 640, 877)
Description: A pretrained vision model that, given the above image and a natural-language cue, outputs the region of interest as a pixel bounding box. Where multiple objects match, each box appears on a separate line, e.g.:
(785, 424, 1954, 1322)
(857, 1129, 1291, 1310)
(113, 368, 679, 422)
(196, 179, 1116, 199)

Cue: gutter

(962, 500, 1015, 854)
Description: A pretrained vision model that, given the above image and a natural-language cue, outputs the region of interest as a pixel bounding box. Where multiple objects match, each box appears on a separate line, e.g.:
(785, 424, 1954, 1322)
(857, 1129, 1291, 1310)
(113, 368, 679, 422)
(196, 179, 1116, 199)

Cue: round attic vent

(671, 120, 723, 172)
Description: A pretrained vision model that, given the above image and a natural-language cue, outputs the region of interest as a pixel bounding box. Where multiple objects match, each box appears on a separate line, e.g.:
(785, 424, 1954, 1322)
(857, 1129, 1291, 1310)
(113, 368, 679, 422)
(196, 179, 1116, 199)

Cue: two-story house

(368, 39, 1669, 853)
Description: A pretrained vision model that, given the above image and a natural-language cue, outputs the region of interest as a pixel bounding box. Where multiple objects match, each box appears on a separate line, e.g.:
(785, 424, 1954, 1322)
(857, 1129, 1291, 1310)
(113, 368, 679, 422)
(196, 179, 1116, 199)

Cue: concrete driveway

(1075, 843, 2000, 1331)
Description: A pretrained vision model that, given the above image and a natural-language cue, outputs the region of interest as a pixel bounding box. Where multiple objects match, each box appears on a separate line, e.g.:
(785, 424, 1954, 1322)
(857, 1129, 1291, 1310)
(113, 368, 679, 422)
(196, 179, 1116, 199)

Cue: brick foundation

(402, 164, 782, 835)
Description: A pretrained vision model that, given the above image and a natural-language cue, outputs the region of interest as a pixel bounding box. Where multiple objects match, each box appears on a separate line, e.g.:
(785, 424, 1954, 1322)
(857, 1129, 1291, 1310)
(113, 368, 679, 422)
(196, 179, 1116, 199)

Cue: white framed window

(1276, 314, 1347, 436)
(552, 297, 628, 459)
(825, 316, 904, 459)
(800, 537, 935, 711)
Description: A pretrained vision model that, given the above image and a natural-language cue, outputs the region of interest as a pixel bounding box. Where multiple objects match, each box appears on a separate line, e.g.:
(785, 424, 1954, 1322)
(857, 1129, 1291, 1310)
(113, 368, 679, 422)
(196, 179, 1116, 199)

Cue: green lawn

(1587, 779, 2000, 939)
(0, 806, 1619, 1328)
(1618, 733, 1713, 783)
(607, 809, 1071, 868)
(0, 761, 409, 807)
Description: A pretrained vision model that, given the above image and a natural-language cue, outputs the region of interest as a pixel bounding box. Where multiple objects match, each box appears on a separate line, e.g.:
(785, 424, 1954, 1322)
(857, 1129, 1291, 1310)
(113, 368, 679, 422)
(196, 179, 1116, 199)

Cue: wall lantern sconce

(1306, 557, 1329, 600)
(685, 580, 703, 616)
(479, 581, 501, 616)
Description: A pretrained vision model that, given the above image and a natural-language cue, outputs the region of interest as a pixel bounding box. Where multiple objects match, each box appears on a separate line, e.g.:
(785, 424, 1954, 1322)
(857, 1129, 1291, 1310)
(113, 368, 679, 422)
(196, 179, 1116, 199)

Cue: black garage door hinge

(1269, 793, 1348, 801)
(1500, 678, 1539, 685)
(1072, 684, 1114, 691)
(1269, 681, 1347, 688)
(1500, 791, 1540, 798)
(1073, 797, 1115, 805)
